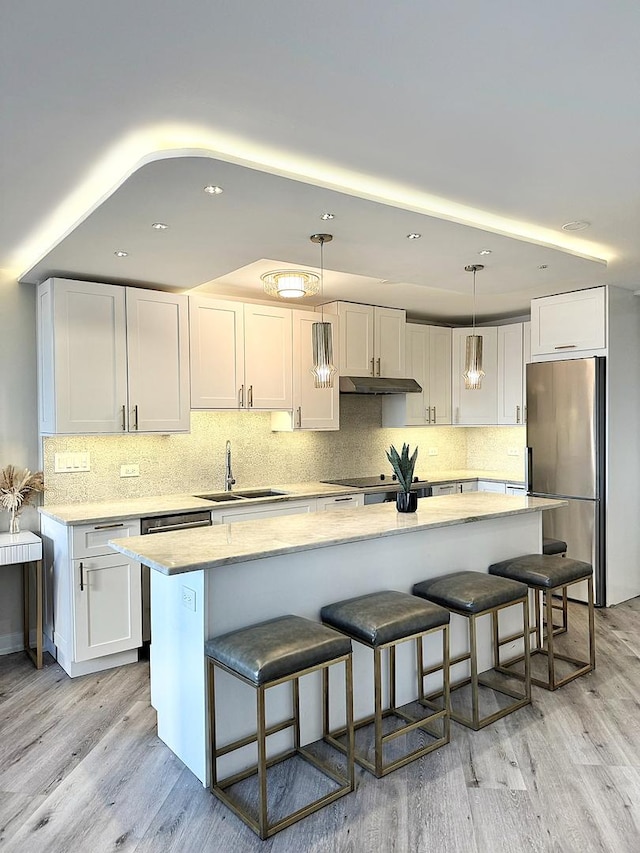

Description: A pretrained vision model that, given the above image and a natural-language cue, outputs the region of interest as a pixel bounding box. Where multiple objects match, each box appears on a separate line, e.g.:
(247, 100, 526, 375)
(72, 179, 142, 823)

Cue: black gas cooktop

(322, 474, 422, 488)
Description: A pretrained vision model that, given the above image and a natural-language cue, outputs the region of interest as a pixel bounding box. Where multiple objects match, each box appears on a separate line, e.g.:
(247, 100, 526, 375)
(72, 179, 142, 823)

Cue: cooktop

(322, 474, 423, 488)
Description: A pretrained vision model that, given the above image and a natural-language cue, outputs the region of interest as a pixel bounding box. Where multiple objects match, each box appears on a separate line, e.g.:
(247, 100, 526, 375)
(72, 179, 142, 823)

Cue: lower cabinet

(42, 515, 142, 677)
(211, 499, 316, 524)
(477, 480, 507, 494)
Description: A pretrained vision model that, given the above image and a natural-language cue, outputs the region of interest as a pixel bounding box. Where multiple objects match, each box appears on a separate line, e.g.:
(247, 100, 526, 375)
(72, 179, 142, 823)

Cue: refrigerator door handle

(526, 446, 533, 493)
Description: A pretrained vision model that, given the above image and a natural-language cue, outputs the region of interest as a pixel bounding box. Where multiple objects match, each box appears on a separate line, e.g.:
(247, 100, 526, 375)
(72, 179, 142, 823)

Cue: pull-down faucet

(224, 440, 236, 491)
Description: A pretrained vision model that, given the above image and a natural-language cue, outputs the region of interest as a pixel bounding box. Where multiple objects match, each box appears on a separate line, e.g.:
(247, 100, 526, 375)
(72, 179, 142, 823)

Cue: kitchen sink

(193, 489, 288, 502)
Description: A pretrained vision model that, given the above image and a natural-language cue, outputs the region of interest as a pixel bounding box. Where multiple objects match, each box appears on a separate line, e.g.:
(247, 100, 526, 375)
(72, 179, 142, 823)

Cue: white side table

(0, 531, 44, 668)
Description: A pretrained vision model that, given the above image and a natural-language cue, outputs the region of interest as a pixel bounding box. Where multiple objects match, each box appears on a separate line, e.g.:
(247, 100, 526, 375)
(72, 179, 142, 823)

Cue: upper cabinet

(382, 324, 451, 427)
(497, 323, 524, 425)
(530, 287, 606, 358)
(452, 326, 498, 425)
(271, 310, 339, 432)
(324, 302, 406, 378)
(189, 296, 292, 411)
(37, 278, 190, 434)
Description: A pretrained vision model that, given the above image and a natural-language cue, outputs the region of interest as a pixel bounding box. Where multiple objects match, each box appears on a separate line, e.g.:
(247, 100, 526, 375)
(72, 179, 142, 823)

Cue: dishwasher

(140, 510, 212, 647)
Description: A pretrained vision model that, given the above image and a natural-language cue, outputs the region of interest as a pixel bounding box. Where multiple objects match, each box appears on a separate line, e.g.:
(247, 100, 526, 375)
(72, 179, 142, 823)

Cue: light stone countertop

(38, 469, 525, 525)
(109, 492, 563, 576)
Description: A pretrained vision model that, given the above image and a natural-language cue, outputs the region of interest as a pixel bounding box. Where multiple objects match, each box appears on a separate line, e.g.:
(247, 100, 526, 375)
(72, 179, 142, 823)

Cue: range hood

(339, 376, 422, 394)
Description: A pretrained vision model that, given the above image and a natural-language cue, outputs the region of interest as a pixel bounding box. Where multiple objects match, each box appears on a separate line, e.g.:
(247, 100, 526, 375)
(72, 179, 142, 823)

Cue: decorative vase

(396, 491, 418, 513)
(9, 510, 20, 534)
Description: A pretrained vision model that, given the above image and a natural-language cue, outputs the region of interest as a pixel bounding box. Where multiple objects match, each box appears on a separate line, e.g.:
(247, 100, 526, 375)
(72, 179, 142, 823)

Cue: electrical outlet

(182, 586, 196, 611)
(507, 448, 520, 457)
(428, 448, 438, 456)
(120, 463, 140, 477)
(54, 452, 90, 472)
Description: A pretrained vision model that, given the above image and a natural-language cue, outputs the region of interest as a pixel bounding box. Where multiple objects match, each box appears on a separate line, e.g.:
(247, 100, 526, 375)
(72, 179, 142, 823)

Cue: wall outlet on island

(182, 586, 196, 611)
(428, 448, 438, 456)
(507, 448, 520, 457)
(120, 463, 140, 477)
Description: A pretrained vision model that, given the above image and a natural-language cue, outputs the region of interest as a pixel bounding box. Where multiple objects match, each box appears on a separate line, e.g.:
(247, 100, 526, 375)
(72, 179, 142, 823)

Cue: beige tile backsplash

(42, 397, 526, 504)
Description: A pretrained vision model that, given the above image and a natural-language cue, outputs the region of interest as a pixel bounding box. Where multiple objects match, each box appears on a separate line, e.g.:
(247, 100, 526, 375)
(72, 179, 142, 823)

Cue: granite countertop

(109, 492, 563, 576)
(38, 470, 526, 525)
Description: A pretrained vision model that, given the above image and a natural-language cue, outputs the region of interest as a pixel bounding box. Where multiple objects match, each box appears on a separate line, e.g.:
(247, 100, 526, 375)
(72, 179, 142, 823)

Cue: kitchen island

(110, 492, 563, 785)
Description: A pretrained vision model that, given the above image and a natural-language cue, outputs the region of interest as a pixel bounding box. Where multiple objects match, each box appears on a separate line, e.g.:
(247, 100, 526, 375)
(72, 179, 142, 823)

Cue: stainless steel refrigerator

(526, 357, 606, 606)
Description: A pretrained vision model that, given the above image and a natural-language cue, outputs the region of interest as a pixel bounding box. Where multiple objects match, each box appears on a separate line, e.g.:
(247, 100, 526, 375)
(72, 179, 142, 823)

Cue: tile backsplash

(42, 397, 526, 504)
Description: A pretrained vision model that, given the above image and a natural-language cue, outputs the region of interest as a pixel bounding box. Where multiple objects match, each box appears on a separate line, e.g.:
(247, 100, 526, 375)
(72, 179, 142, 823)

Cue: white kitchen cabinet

(522, 321, 531, 423)
(211, 499, 315, 524)
(530, 286, 606, 358)
(382, 324, 452, 427)
(477, 480, 507, 494)
(271, 310, 339, 432)
(189, 297, 292, 410)
(497, 323, 524, 425)
(431, 483, 457, 496)
(37, 278, 190, 434)
(316, 494, 365, 510)
(325, 301, 406, 378)
(41, 514, 142, 677)
(459, 481, 478, 493)
(506, 484, 526, 496)
(452, 327, 498, 425)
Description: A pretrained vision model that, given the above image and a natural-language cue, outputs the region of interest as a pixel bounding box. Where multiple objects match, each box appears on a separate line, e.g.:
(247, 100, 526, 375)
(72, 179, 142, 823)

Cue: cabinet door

(189, 297, 244, 409)
(244, 304, 293, 409)
(477, 481, 507, 494)
(522, 322, 531, 423)
(431, 483, 457, 496)
(126, 289, 190, 431)
(452, 327, 498, 425)
(497, 324, 524, 425)
(294, 311, 339, 430)
(405, 324, 429, 424)
(73, 554, 142, 661)
(428, 326, 452, 424)
(530, 287, 606, 356)
(459, 481, 478, 492)
(336, 302, 375, 376)
(41, 279, 128, 434)
(374, 307, 406, 378)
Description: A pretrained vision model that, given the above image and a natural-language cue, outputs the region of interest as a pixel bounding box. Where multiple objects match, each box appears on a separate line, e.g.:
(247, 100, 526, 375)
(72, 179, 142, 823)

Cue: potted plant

(386, 444, 419, 513)
(0, 465, 45, 534)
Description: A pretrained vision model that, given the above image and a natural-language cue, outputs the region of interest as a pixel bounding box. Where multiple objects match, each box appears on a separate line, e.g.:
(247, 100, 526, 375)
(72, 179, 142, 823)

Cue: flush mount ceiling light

(562, 220, 590, 232)
(310, 233, 337, 389)
(151, 222, 168, 230)
(463, 264, 485, 390)
(203, 184, 224, 195)
(261, 269, 320, 299)
(320, 212, 334, 220)
(406, 232, 421, 240)
(478, 248, 492, 256)
(114, 250, 128, 257)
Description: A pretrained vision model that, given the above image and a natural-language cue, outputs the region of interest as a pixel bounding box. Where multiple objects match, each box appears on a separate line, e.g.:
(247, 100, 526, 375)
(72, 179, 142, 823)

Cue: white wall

(0, 272, 39, 652)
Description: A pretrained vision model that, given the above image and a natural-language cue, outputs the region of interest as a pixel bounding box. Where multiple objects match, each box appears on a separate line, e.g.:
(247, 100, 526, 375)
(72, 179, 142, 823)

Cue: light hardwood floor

(1, 599, 640, 853)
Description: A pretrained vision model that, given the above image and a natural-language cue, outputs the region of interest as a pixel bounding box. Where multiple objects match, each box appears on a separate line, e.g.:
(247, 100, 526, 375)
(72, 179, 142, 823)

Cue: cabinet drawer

(431, 483, 457, 496)
(72, 518, 141, 558)
(316, 494, 365, 510)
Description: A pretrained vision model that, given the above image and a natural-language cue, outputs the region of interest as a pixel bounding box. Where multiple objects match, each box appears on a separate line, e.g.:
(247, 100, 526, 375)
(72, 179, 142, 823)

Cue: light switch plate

(428, 448, 438, 456)
(507, 448, 520, 457)
(54, 452, 90, 473)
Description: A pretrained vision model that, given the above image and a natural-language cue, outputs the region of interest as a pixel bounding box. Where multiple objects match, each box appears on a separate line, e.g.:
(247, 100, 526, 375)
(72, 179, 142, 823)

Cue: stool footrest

(215, 715, 296, 757)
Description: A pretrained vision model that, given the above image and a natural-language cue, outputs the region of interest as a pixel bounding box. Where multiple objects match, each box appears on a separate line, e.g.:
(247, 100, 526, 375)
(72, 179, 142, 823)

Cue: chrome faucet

(224, 440, 236, 492)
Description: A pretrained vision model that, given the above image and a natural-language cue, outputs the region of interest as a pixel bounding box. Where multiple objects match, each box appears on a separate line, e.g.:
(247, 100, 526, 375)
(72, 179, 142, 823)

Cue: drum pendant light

(310, 233, 337, 389)
(463, 264, 485, 390)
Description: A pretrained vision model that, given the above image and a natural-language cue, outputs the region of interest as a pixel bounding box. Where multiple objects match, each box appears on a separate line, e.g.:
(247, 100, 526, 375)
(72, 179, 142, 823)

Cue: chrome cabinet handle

(370, 357, 375, 377)
(148, 519, 211, 533)
(133, 404, 139, 430)
(121, 404, 126, 431)
(456, 406, 460, 424)
(376, 357, 381, 376)
(248, 385, 253, 407)
(516, 405, 521, 424)
(425, 407, 431, 424)
(524, 405, 527, 424)
(334, 497, 354, 502)
(239, 385, 244, 407)
(94, 523, 124, 531)
(432, 406, 437, 423)
(554, 344, 576, 350)
(297, 406, 302, 428)
(80, 561, 85, 592)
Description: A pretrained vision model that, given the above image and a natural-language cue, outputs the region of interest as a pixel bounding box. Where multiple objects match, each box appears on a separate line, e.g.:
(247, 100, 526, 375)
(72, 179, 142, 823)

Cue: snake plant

(386, 444, 418, 494)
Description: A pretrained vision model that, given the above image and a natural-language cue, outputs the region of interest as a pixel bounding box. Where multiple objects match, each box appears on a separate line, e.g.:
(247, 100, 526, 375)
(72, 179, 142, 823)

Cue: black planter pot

(396, 491, 418, 513)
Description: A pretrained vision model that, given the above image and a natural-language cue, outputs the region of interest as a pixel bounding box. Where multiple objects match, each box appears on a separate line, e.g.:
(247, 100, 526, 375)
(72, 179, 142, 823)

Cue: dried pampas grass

(0, 465, 45, 515)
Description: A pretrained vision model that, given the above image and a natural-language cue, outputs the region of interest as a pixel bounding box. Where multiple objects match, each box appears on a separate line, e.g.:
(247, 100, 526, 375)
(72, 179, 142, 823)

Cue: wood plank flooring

(1, 599, 640, 852)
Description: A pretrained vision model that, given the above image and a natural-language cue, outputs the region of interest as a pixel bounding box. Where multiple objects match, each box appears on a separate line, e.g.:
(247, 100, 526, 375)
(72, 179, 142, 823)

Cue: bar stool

(413, 572, 531, 730)
(321, 590, 450, 777)
(489, 553, 595, 690)
(205, 615, 354, 840)
(542, 538, 569, 635)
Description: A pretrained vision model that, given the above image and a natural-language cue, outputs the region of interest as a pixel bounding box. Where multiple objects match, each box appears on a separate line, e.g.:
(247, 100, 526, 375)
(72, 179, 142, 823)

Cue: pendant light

(310, 233, 337, 389)
(463, 264, 485, 390)
(261, 269, 320, 299)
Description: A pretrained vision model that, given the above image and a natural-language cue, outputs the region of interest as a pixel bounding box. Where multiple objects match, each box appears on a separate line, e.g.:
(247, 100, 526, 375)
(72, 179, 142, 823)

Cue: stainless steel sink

(193, 489, 288, 502)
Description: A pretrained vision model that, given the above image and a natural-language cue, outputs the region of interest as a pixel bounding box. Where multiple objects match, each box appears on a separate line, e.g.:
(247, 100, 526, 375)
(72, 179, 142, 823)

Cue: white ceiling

(3, 2, 639, 322)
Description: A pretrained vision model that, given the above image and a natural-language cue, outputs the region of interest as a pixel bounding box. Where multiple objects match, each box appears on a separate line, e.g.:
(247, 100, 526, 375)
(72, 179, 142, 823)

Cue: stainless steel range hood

(339, 376, 422, 394)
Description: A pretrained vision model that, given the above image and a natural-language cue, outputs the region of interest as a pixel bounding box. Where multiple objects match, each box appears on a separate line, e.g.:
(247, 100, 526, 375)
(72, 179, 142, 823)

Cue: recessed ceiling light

(114, 250, 128, 258)
(478, 249, 492, 256)
(562, 220, 590, 232)
(406, 233, 421, 240)
(204, 185, 224, 195)
(151, 222, 168, 230)
(320, 212, 334, 221)
(538, 264, 549, 270)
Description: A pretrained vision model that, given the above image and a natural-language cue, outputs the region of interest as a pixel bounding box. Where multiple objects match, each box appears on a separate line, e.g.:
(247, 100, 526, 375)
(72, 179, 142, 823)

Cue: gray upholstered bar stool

(413, 572, 531, 730)
(205, 615, 354, 840)
(489, 554, 595, 690)
(320, 590, 450, 778)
